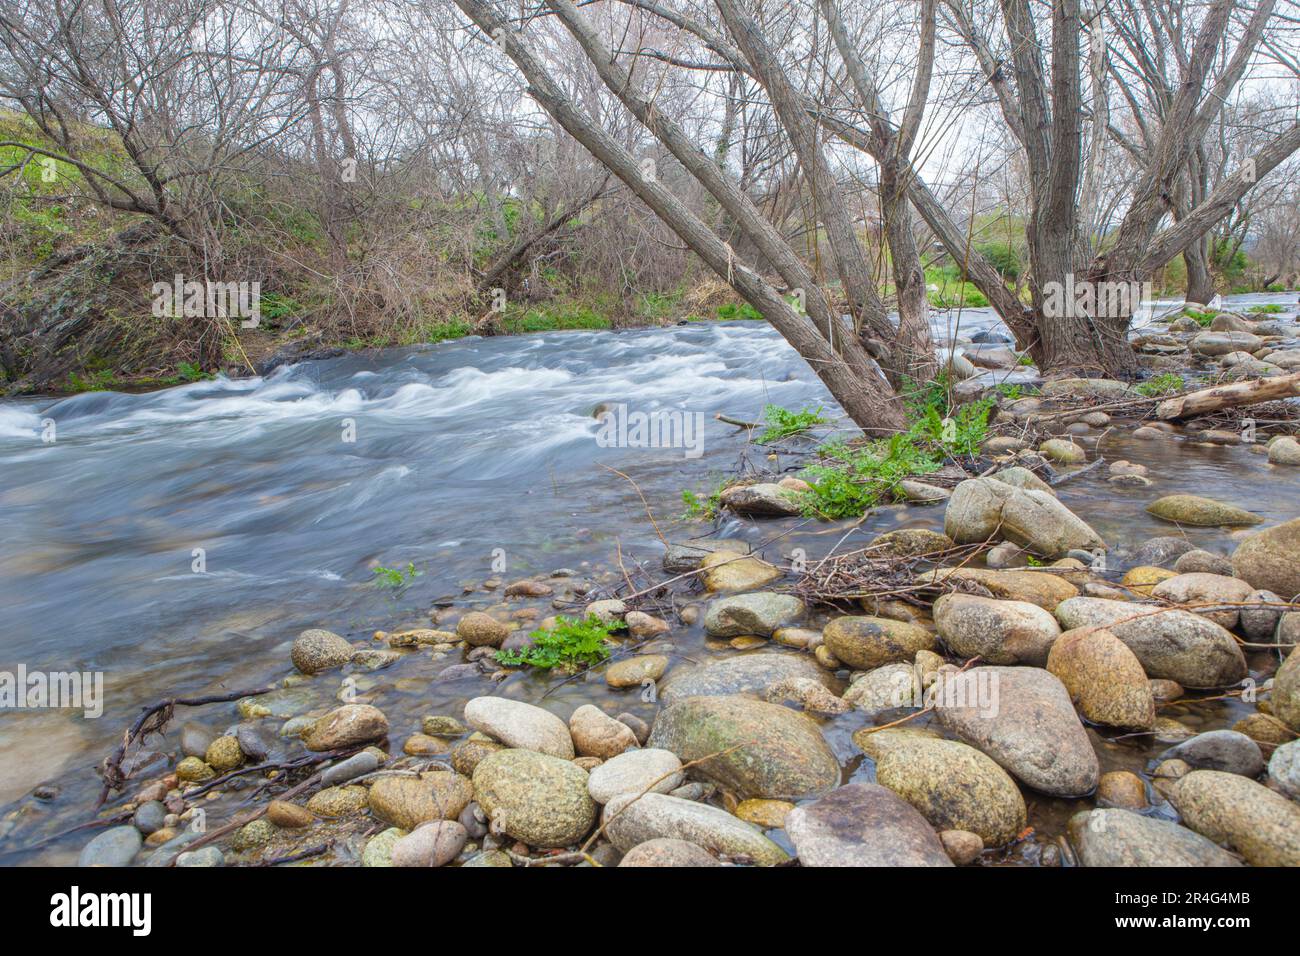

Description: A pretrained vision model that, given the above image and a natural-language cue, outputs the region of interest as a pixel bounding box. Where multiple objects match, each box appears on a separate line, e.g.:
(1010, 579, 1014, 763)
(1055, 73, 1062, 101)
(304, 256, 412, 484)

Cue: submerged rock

(647, 695, 839, 800)
(934, 666, 1099, 797)
(79, 826, 142, 867)
(1146, 494, 1261, 527)
(659, 653, 836, 705)
(784, 783, 953, 867)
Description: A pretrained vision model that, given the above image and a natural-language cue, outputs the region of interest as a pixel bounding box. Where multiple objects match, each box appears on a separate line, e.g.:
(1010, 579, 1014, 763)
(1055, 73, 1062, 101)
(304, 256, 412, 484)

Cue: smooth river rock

(602, 792, 789, 865)
(472, 749, 596, 848)
(1160, 730, 1265, 777)
(1145, 494, 1261, 527)
(944, 476, 1106, 557)
(587, 748, 684, 804)
(618, 837, 721, 867)
(304, 704, 389, 751)
(78, 826, 142, 867)
(821, 616, 935, 669)
(368, 773, 473, 829)
(784, 783, 953, 867)
(916, 567, 1079, 610)
(933, 593, 1061, 666)
(290, 628, 356, 674)
(934, 666, 1099, 797)
(1053, 597, 1246, 688)
(864, 730, 1027, 846)
(1149, 572, 1254, 629)
(1232, 516, 1300, 600)
(1068, 808, 1241, 866)
(1169, 770, 1300, 866)
(702, 591, 805, 637)
(1046, 627, 1155, 730)
(647, 695, 839, 800)
(463, 696, 574, 759)
(569, 704, 639, 759)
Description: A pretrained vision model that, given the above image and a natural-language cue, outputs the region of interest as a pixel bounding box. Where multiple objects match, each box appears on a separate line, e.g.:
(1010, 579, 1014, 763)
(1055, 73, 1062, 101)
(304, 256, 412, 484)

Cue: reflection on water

(0, 299, 1295, 864)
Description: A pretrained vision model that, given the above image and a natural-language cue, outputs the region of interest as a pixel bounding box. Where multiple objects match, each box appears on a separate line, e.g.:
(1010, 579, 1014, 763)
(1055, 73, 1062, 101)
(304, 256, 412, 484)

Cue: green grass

(1135, 373, 1185, 397)
(495, 614, 624, 670)
(757, 404, 827, 443)
(681, 478, 728, 520)
(66, 369, 120, 392)
(501, 304, 611, 333)
(1248, 304, 1283, 314)
(715, 301, 764, 321)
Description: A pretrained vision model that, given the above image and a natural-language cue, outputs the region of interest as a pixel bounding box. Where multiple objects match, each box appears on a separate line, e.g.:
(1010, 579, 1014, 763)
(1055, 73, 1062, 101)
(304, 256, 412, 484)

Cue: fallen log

(1156, 370, 1300, 420)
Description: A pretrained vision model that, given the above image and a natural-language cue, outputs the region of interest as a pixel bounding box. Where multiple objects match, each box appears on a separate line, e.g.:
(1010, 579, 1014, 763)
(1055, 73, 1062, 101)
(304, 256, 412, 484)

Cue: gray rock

(944, 476, 1106, 557)
(933, 593, 1061, 666)
(719, 482, 802, 517)
(175, 846, 225, 867)
(602, 792, 789, 865)
(1068, 809, 1241, 866)
(659, 653, 836, 705)
(1173, 549, 1233, 576)
(934, 666, 1099, 797)
(291, 628, 356, 674)
(1268, 739, 1300, 801)
(785, 783, 953, 867)
(463, 697, 574, 759)
(618, 838, 721, 866)
(1169, 770, 1300, 866)
(1161, 730, 1265, 777)
(587, 749, 684, 804)
(132, 801, 167, 835)
(391, 820, 468, 867)
(78, 826, 142, 867)
(1240, 590, 1284, 641)
(180, 722, 215, 759)
(647, 695, 839, 800)
(702, 592, 805, 638)
(320, 750, 380, 787)
(1232, 516, 1300, 601)
(1127, 536, 1197, 568)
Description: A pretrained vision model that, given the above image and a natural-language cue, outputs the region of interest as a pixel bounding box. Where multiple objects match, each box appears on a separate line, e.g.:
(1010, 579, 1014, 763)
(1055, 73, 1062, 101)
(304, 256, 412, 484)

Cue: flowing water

(0, 297, 1295, 864)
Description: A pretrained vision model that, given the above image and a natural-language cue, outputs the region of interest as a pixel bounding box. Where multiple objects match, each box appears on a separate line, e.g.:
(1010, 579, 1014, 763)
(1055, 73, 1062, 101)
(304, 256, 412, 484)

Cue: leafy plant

(495, 614, 623, 670)
(372, 562, 420, 589)
(1248, 304, 1283, 314)
(1135, 373, 1184, 397)
(758, 404, 827, 443)
(681, 479, 727, 520)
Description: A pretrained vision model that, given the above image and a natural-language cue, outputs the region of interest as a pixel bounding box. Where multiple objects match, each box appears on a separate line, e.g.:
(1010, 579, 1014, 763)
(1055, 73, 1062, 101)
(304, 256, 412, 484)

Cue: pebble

(132, 800, 167, 835)
(266, 800, 315, 828)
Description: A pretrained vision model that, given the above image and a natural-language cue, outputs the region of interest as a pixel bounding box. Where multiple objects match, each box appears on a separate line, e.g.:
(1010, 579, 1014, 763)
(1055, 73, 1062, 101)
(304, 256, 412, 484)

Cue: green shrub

(757, 404, 827, 443)
(495, 614, 623, 670)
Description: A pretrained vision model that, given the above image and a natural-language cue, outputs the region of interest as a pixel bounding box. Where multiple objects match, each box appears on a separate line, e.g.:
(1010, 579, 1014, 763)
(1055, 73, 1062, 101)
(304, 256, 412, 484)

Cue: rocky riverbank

(38, 300, 1300, 868)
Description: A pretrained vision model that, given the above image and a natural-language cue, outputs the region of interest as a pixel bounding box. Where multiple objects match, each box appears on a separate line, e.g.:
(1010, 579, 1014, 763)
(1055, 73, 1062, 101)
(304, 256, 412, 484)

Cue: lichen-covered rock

(368, 773, 473, 830)
(291, 628, 355, 674)
(1054, 597, 1246, 688)
(602, 792, 789, 865)
(1046, 627, 1155, 730)
(647, 695, 839, 800)
(933, 593, 1060, 666)
(702, 591, 804, 637)
(944, 477, 1106, 557)
(1068, 809, 1241, 867)
(659, 653, 837, 705)
(1232, 517, 1300, 600)
(1169, 770, 1300, 866)
(821, 616, 935, 670)
(456, 612, 510, 648)
(699, 551, 783, 592)
(304, 704, 389, 751)
(719, 482, 803, 517)
(472, 749, 596, 848)
(1150, 572, 1254, 629)
(915, 567, 1079, 610)
(863, 730, 1026, 846)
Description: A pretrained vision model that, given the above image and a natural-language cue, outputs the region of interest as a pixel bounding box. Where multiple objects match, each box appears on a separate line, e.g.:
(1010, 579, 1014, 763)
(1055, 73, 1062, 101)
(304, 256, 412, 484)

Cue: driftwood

(1157, 371, 1300, 419)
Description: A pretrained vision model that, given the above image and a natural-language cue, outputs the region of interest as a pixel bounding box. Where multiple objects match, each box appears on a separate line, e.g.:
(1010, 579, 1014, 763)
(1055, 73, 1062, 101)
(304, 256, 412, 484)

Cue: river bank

(2, 295, 1299, 867)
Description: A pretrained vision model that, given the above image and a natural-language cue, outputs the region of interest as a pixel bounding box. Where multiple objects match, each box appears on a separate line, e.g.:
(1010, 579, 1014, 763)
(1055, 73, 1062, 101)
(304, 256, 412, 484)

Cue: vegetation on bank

(495, 614, 624, 670)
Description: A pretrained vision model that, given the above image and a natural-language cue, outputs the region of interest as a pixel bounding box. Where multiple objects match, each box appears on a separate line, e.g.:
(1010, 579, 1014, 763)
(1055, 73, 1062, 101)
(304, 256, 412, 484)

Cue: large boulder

(463, 697, 574, 759)
(472, 749, 596, 848)
(1046, 628, 1155, 730)
(1190, 331, 1263, 356)
(944, 477, 1106, 557)
(784, 783, 953, 866)
(1145, 494, 1261, 527)
(1232, 517, 1300, 600)
(934, 666, 1099, 797)
(821, 616, 935, 669)
(1068, 809, 1241, 866)
(861, 730, 1026, 846)
(1053, 597, 1246, 688)
(915, 567, 1079, 610)
(1168, 770, 1300, 866)
(646, 695, 839, 800)
(602, 792, 789, 865)
(933, 593, 1061, 666)
(702, 592, 804, 637)
(658, 653, 837, 706)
